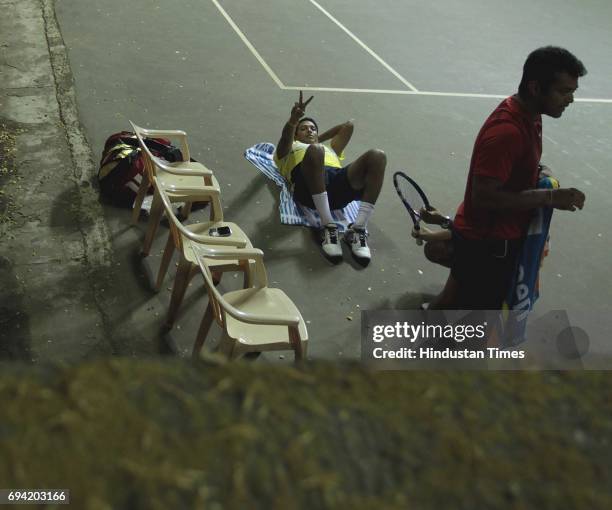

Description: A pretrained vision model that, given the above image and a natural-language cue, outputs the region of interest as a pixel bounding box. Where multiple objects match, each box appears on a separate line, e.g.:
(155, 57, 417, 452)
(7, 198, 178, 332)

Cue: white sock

(353, 201, 374, 229)
(312, 192, 334, 226)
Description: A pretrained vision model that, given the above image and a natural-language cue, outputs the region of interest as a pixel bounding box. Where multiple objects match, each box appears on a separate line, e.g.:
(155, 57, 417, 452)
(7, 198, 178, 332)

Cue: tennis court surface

(56, 0, 612, 360)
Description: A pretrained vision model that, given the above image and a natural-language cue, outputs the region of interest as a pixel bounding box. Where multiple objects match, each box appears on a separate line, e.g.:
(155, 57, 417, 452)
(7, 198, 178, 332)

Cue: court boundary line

(307, 0, 418, 92)
(210, 0, 284, 89)
(211, 0, 612, 104)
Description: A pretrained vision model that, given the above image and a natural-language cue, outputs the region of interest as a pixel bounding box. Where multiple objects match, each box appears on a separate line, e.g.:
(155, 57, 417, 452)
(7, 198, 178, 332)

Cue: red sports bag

(97, 131, 183, 207)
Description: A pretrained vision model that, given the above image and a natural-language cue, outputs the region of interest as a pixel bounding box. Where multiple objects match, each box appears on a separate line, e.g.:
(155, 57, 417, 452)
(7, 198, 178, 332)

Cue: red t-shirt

(453, 96, 542, 240)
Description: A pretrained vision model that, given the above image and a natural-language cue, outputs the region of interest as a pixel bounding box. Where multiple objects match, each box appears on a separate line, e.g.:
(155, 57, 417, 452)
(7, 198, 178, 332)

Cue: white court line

(284, 85, 505, 99)
(210, 0, 285, 89)
(544, 135, 559, 145)
(285, 85, 612, 103)
(282, 85, 422, 95)
(307, 0, 418, 92)
(574, 98, 612, 104)
(585, 162, 604, 177)
(212, 0, 612, 104)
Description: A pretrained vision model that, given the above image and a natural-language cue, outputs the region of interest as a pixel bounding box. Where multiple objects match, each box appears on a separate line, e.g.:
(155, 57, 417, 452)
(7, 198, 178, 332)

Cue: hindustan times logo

(372, 321, 487, 343)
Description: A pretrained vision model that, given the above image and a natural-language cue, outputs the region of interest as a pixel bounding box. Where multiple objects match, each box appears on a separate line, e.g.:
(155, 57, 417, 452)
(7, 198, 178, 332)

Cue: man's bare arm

(412, 225, 452, 242)
(319, 120, 354, 154)
(276, 91, 313, 160)
(276, 119, 298, 160)
(472, 175, 585, 211)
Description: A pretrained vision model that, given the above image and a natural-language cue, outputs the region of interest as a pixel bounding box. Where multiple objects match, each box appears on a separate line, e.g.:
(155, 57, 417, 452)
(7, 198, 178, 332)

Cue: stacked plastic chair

(130, 121, 308, 361)
(130, 121, 221, 256)
(156, 175, 308, 361)
(148, 175, 254, 329)
(194, 249, 308, 361)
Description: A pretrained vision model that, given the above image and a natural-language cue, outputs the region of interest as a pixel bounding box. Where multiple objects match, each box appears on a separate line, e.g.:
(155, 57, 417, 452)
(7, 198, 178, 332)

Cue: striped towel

(500, 175, 559, 346)
(244, 142, 359, 231)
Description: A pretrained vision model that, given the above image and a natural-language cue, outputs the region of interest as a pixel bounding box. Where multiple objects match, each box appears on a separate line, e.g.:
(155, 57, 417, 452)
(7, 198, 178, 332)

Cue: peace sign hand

(290, 91, 314, 123)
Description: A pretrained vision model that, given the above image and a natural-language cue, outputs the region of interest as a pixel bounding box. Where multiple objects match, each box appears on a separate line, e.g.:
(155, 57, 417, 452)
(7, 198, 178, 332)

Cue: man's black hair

(295, 117, 318, 135)
(518, 46, 587, 97)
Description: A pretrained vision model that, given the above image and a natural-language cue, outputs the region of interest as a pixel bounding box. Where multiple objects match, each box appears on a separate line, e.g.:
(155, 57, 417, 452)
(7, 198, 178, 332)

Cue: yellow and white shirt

(274, 141, 344, 181)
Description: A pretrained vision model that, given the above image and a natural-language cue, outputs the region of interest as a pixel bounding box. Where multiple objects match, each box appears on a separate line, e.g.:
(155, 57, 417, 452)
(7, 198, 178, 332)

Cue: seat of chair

(159, 173, 220, 196)
(183, 222, 253, 271)
(223, 287, 309, 347)
(167, 160, 213, 173)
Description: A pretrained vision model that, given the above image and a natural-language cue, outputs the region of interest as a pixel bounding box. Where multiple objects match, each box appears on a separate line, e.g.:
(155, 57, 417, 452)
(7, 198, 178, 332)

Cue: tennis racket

(392, 171, 433, 246)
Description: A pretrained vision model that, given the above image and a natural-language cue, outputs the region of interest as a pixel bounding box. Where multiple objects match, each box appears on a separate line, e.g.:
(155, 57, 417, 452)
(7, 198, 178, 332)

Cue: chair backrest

(194, 246, 269, 334)
(130, 120, 198, 184)
(197, 250, 304, 360)
(131, 120, 222, 219)
(153, 175, 252, 255)
(154, 175, 189, 253)
(130, 120, 190, 162)
(198, 252, 227, 331)
(130, 121, 169, 184)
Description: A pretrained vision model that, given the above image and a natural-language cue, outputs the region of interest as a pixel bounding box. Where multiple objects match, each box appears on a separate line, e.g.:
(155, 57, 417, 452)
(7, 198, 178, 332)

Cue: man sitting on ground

(274, 92, 386, 265)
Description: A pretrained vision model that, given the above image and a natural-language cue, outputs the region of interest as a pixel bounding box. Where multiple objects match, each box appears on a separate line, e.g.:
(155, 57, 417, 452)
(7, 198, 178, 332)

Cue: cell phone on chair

(209, 226, 232, 237)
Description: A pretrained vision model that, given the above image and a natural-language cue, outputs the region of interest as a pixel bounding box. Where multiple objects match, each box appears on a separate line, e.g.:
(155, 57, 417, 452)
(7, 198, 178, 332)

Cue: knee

(366, 149, 386, 171)
(424, 242, 437, 263)
(424, 241, 445, 264)
(304, 143, 325, 164)
(425, 240, 452, 267)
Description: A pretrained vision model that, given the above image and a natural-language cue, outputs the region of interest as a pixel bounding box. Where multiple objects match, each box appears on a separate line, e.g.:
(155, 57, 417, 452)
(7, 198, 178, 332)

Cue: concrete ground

(2, 0, 611, 363)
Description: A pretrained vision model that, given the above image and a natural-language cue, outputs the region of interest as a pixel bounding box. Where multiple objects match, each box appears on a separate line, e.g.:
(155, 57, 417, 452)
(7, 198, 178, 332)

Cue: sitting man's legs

(291, 145, 386, 264)
(424, 239, 454, 268)
(293, 143, 342, 261)
(343, 149, 386, 264)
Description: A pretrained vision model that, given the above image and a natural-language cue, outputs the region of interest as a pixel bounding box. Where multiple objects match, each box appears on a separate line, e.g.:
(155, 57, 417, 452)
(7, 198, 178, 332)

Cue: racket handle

(414, 223, 424, 246)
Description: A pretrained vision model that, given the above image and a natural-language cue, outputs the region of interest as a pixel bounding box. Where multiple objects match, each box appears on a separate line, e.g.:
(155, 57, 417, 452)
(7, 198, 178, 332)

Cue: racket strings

(398, 180, 426, 217)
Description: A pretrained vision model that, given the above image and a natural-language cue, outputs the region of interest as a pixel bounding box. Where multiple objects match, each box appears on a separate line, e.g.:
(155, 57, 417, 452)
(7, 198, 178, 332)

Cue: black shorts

(291, 163, 363, 210)
(450, 231, 522, 310)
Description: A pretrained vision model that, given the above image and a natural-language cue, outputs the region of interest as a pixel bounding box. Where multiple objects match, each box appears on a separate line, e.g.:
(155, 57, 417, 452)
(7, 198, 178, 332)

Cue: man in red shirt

(432, 46, 587, 309)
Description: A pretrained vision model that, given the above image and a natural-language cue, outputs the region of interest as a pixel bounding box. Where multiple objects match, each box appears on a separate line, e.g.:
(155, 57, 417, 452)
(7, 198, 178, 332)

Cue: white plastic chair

(192, 245, 309, 361)
(154, 176, 255, 329)
(129, 121, 221, 256)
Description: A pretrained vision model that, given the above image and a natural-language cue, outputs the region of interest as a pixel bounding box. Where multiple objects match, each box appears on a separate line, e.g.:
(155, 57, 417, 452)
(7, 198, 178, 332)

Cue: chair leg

(179, 201, 193, 221)
(141, 191, 163, 257)
(165, 259, 193, 328)
(212, 271, 222, 286)
(210, 199, 222, 221)
(192, 302, 214, 358)
(217, 337, 236, 359)
(241, 260, 254, 288)
(155, 234, 175, 291)
(131, 173, 150, 224)
(289, 326, 303, 361)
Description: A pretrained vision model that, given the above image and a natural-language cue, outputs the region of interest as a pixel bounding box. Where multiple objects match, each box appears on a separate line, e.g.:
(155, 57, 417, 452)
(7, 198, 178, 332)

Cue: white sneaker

(321, 223, 342, 263)
(344, 224, 371, 266)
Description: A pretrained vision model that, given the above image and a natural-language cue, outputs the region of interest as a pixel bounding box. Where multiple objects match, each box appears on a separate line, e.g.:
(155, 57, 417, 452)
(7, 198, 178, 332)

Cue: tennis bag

(98, 131, 183, 207)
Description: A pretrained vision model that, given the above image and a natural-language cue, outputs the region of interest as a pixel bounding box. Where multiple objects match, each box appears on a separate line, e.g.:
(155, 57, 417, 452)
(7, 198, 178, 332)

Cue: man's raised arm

(319, 120, 354, 155)
(276, 91, 313, 160)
